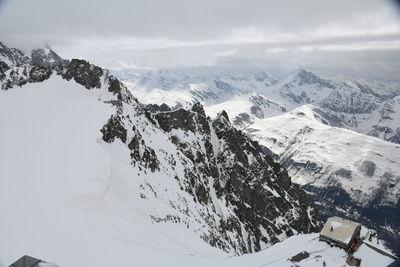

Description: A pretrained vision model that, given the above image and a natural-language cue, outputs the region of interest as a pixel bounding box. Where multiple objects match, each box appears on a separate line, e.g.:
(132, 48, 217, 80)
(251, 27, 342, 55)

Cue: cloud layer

(0, 0, 399, 79)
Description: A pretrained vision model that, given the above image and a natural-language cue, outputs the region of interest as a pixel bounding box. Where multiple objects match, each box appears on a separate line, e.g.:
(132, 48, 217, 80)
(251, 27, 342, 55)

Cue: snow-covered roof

(320, 216, 361, 246)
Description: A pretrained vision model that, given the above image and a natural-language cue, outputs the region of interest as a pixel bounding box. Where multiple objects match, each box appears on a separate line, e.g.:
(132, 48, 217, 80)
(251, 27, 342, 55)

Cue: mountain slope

(0, 76, 221, 267)
(0, 42, 320, 266)
(112, 66, 400, 256)
(246, 105, 400, 256)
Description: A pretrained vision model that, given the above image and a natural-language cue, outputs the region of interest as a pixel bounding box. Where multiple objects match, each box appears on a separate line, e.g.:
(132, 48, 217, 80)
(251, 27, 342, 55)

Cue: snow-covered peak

(219, 71, 278, 86)
(283, 69, 335, 89)
(31, 47, 69, 67)
(0, 41, 30, 68)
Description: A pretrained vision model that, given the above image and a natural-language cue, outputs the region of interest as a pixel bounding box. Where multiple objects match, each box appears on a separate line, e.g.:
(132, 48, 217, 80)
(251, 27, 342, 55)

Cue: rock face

(143, 103, 320, 253)
(0, 41, 321, 255)
(62, 59, 104, 89)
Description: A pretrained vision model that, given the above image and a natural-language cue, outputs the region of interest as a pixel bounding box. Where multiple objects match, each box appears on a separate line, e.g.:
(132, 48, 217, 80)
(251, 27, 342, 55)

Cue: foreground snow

(206, 233, 395, 267)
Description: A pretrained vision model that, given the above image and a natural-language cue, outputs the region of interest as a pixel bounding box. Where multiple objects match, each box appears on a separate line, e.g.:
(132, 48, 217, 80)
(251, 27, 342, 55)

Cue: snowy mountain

(114, 66, 400, 257)
(245, 105, 400, 253)
(116, 68, 286, 126)
(117, 68, 400, 144)
(0, 42, 323, 266)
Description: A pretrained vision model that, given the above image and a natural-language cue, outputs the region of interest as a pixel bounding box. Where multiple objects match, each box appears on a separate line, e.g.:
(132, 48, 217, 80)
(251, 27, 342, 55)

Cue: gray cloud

(1, 0, 398, 45)
(0, 0, 399, 80)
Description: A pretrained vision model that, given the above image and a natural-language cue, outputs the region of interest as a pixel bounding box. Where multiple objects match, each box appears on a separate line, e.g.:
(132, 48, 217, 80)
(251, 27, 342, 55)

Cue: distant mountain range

(116, 67, 400, 144)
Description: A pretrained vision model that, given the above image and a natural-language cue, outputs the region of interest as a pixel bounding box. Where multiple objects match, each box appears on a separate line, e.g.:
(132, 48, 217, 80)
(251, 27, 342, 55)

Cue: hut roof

(320, 216, 360, 246)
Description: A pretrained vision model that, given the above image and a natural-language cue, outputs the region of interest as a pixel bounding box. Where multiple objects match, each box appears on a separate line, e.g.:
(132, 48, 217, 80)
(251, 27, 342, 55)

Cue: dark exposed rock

(358, 160, 376, 177)
(152, 101, 320, 252)
(146, 103, 172, 113)
(127, 132, 159, 172)
(0, 61, 9, 73)
(28, 66, 52, 83)
(62, 59, 103, 89)
(217, 110, 230, 122)
(155, 108, 198, 132)
(107, 75, 123, 97)
(154, 102, 210, 135)
(290, 251, 310, 262)
(101, 115, 127, 143)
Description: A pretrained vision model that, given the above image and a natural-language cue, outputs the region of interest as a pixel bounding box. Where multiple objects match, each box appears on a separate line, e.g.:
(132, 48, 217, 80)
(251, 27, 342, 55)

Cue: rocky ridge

(0, 41, 320, 254)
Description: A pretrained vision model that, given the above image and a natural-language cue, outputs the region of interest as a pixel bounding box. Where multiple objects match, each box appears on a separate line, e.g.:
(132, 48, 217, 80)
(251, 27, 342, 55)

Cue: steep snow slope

(0, 76, 229, 267)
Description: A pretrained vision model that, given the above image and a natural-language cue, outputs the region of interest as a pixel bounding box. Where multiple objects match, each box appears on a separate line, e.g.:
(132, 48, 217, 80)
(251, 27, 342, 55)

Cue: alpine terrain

(1, 0, 399, 266)
(115, 67, 400, 257)
(0, 42, 336, 266)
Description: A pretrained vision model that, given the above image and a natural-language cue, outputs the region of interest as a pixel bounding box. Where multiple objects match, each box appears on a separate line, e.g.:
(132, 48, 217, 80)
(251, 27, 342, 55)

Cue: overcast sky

(1, 0, 400, 80)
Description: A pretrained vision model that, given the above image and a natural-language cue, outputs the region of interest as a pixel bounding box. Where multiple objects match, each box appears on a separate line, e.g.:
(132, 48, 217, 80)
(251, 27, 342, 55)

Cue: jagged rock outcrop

(62, 59, 104, 89)
(0, 42, 56, 89)
(147, 103, 320, 253)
